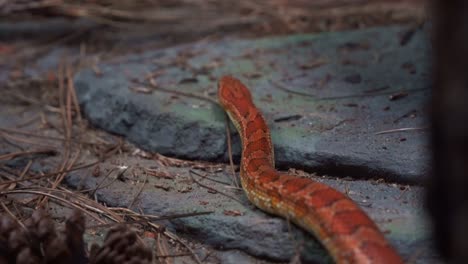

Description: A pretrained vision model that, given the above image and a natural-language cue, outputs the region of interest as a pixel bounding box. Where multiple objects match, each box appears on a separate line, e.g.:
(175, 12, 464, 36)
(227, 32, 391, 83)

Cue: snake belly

(218, 76, 404, 264)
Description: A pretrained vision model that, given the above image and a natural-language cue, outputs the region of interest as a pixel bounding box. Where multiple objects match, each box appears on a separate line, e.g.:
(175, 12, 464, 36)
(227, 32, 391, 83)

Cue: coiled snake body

(218, 76, 403, 264)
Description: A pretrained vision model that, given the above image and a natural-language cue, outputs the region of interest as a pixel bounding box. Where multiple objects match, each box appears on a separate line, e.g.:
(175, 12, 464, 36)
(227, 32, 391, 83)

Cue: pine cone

(64, 210, 87, 264)
(0, 209, 88, 264)
(0, 212, 40, 263)
(23, 208, 71, 264)
(89, 225, 152, 264)
(1, 209, 151, 264)
(38, 209, 88, 264)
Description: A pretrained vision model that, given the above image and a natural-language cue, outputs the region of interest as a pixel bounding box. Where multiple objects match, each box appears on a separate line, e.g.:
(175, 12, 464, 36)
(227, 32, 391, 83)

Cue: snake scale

(218, 76, 404, 263)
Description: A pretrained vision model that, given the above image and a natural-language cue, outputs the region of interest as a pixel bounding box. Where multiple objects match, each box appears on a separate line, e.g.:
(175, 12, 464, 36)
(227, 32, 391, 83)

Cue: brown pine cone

(0, 209, 88, 264)
(16, 247, 41, 264)
(64, 210, 87, 264)
(0, 213, 38, 263)
(89, 225, 152, 264)
(23, 208, 69, 264)
(1, 209, 152, 264)
(39, 209, 88, 264)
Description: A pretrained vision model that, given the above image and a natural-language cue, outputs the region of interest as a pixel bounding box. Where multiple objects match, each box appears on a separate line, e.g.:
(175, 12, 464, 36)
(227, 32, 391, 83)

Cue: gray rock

(64, 154, 437, 263)
(74, 25, 430, 183)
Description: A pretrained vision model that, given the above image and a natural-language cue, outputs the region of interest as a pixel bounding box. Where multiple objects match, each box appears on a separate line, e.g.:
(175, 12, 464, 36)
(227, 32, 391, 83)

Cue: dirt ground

(0, 1, 428, 263)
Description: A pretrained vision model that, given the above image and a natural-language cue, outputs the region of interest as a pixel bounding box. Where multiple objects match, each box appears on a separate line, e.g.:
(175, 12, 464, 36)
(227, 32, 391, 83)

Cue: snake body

(218, 76, 403, 263)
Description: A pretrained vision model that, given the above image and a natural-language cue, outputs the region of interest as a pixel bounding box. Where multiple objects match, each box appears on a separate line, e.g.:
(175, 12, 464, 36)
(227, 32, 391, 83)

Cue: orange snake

(218, 76, 404, 263)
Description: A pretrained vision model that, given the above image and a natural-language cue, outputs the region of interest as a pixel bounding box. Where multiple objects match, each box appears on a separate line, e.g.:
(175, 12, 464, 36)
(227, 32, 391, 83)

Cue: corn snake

(218, 76, 403, 263)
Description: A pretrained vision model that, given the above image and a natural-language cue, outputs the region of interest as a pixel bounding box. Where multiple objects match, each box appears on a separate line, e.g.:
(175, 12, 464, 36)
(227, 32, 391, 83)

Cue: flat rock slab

(0, 107, 440, 263)
(74, 25, 430, 183)
(65, 156, 438, 263)
(0, 98, 283, 264)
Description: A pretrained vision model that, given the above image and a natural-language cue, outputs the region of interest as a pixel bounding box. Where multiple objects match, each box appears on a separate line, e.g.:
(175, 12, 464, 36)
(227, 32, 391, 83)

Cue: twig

(224, 115, 240, 188)
(200, 250, 215, 262)
(155, 253, 193, 258)
(87, 211, 213, 229)
(0, 161, 93, 186)
(15, 114, 41, 128)
(0, 0, 59, 14)
(39, 147, 81, 206)
(162, 230, 203, 264)
(35, 59, 74, 205)
(58, 148, 81, 187)
(66, 59, 82, 125)
(127, 170, 148, 209)
(0, 127, 109, 146)
(0, 132, 59, 148)
(0, 143, 119, 186)
(143, 78, 219, 105)
(65, 65, 73, 142)
(88, 167, 120, 196)
(0, 189, 106, 223)
(58, 60, 69, 141)
(189, 170, 244, 205)
(0, 133, 26, 151)
(156, 231, 171, 264)
(0, 149, 57, 161)
(18, 160, 32, 182)
(271, 80, 427, 101)
(0, 202, 26, 230)
(374, 127, 428, 135)
(50, 3, 187, 23)
(54, 186, 123, 222)
(189, 169, 236, 187)
(9, 160, 33, 190)
(13, 186, 123, 224)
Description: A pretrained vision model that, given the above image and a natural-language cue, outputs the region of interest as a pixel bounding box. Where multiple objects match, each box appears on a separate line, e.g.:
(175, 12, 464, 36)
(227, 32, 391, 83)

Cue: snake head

(218, 76, 253, 108)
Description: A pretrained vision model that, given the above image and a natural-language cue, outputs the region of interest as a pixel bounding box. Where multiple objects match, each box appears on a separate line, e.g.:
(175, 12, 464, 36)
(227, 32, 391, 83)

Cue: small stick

(189, 169, 234, 186)
(0, 189, 105, 224)
(189, 170, 244, 205)
(0, 127, 108, 146)
(224, 118, 240, 188)
(375, 127, 428, 135)
(0, 149, 57, 161)
(0, 143, 119, 186)
(127, 170, 149, 209)
(87, 211, 213, 229)
(0, 202, 26, 230)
